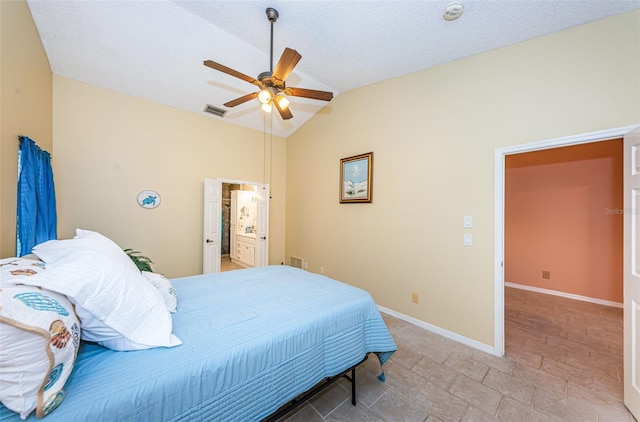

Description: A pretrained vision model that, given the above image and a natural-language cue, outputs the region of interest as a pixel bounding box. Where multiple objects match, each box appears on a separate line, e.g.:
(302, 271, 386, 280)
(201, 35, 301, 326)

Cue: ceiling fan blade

(273, 98, 293, 120)
(204, 60, 261, 86)
(271, 48, 302, 86)
(285, 87, 334, 102)
(223, 92, 259, 108)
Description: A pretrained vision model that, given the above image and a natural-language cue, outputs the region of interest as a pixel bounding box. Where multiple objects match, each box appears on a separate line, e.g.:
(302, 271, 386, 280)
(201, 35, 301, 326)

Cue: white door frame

(203, 177, 270, 273)
(493, 124, 639, 356)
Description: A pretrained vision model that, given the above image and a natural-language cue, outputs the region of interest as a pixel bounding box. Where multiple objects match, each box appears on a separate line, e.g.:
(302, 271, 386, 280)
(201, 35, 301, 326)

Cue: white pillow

(21, 252, 181, 351)
(74, 229, 139, 272)
(0, 284, 80, 419)
(32, 229, 139, 273)
(142, 271, 178, 313)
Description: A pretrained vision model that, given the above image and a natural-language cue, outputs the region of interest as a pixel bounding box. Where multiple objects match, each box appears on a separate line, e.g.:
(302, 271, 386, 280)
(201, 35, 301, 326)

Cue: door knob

(206, 239, 215, 243)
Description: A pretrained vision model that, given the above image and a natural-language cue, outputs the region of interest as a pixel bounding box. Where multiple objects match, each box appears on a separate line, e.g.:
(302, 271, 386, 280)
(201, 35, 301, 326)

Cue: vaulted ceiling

(27, 0, 640, 138)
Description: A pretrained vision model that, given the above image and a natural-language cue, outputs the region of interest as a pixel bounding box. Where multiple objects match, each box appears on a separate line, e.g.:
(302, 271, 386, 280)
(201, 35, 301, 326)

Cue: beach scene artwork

(342, 158, 369, 199)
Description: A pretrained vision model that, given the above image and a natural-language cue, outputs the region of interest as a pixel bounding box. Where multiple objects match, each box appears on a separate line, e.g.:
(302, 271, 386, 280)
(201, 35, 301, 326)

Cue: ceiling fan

(203, 7, 333, 120)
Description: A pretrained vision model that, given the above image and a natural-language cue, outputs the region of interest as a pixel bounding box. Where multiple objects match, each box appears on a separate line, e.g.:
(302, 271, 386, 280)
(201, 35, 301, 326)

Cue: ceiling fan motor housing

(258, 71, 274, 83)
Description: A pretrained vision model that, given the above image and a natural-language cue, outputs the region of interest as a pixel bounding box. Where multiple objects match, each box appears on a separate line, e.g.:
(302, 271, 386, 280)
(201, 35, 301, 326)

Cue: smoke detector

(443, 1, 464, 21)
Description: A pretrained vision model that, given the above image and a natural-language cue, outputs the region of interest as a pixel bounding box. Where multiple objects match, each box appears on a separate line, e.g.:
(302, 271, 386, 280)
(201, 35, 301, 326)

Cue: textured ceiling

(27, 0, 640, 138)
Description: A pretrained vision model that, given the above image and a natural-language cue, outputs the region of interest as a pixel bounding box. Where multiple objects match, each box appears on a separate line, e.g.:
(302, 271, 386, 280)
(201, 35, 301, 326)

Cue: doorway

(494, 124, 640, 419)
(503, 139, 625, 405)
(221, 182, 258, 272)
(494, 125, 637, 355)
(203, 178, 269, 274)
(504, 139, 623, 306)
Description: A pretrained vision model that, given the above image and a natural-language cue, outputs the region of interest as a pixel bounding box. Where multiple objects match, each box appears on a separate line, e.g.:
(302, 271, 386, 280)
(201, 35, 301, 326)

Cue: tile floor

(280, 287, 634, 421)
(220, 254, 246, 272)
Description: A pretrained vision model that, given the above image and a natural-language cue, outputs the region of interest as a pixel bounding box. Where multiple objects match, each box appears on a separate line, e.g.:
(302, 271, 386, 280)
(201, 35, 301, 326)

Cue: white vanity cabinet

(230, 190, 257, 267)
(236, 234, 256, 267)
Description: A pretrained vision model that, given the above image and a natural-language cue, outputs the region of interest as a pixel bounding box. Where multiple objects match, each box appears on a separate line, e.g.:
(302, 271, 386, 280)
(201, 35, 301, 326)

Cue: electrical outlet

(320, 267, 324, 274)
(542, 270, 550, 279)
(304, 262, 308, 270)
(411, 293, 419, 304)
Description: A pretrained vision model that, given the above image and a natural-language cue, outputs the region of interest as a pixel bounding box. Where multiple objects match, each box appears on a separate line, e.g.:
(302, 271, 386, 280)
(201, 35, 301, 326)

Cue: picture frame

(340, 152, 373, 203)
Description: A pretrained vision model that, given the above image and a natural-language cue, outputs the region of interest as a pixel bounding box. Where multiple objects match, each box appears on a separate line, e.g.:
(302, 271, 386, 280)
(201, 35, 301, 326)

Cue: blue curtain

(16, 136, 57, 256)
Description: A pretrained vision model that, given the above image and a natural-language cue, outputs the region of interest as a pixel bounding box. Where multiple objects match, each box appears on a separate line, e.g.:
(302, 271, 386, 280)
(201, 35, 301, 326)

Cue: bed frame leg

(262, 355, 367, 421)
(351, 366, 356, 405)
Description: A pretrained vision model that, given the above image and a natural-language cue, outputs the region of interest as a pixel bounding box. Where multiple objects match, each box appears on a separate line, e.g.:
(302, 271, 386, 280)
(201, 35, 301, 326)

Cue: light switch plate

(463, 233, 473, 246)
(463, 216, 473, 228)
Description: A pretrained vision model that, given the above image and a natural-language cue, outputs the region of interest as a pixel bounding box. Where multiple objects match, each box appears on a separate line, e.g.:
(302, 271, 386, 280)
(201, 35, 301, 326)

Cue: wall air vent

(203, 104, 227, 117)
(289, 256, 303, 269)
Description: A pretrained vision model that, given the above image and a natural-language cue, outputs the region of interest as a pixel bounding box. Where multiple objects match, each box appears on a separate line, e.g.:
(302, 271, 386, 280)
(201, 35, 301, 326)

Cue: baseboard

(377, 305, 496, 356)
(504, 282, 623, 309)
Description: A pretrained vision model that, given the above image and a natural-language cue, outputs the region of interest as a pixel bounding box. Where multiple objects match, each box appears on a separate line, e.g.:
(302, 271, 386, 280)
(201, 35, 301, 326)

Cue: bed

(0, 262, 396, 421)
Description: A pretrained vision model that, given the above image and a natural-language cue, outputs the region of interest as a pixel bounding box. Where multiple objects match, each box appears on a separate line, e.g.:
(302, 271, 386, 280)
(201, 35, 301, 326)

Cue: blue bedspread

(0, 266, 396, 421)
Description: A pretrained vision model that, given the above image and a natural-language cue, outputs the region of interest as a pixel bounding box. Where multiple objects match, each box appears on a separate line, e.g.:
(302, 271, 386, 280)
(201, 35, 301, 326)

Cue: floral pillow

(0, 281, 80, 419)
(0, 257, 46, 285)
(21, 251, 181, 351)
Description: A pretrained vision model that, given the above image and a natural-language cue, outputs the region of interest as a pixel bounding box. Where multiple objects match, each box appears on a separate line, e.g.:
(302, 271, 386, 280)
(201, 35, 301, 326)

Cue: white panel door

(624, 126, 640, 420)
(255, 184, 269, 267)
(203, 178, 221, 274)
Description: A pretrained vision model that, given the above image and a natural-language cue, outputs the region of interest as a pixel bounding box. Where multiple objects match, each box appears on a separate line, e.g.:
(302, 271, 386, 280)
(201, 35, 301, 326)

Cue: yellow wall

(52, 76, 286, 278)
(0, 0, 52, 257)
(286, 11, 640, 347)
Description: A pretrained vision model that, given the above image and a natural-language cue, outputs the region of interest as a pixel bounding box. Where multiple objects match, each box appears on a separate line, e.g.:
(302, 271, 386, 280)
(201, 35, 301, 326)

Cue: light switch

(463, 234, 473, 246)
(463, 216, 473, 228)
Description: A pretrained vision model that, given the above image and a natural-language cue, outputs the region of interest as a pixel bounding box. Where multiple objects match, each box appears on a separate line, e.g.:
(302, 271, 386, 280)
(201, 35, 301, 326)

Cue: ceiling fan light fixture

(203, 7, 333, 121)
(258, 89, 272, 104)
(275, 94, 290, 110)
(261, 102, 272, 113)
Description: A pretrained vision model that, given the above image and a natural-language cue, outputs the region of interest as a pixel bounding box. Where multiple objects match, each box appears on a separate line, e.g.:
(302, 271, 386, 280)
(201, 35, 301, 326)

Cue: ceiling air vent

(203, 104, 227, 117)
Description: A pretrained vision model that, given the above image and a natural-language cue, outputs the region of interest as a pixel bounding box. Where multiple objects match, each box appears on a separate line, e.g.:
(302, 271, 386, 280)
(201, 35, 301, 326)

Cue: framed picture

(340, 152, 373, 203)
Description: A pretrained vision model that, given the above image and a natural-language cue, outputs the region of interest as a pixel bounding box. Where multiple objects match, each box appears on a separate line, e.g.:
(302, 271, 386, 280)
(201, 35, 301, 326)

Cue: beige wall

(286, 11, 640, 347)
(53, 76, 286, 278)
(0, 0, 53, 257)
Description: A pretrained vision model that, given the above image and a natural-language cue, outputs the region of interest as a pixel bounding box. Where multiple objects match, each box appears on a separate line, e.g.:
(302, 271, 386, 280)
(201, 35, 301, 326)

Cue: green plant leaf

(124, 248, 154, 272)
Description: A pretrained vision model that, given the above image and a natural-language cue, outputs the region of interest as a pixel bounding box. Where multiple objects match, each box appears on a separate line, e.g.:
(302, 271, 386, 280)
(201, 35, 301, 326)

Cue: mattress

(0, 265, 396, 421)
